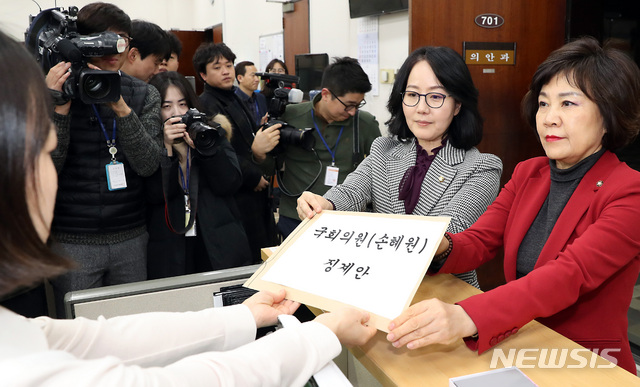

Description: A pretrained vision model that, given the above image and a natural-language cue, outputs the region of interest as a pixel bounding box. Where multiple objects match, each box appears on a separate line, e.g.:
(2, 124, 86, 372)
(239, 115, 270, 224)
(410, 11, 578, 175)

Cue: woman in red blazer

(386, 36, 640, 374)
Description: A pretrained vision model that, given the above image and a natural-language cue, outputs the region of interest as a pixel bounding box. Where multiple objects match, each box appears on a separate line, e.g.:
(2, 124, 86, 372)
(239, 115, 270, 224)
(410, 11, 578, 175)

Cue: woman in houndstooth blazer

(297, 46, 503, 288)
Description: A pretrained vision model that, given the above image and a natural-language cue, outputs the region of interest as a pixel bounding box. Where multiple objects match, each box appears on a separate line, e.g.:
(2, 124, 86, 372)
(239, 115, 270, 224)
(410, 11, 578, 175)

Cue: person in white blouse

(0, 31, 376, 386)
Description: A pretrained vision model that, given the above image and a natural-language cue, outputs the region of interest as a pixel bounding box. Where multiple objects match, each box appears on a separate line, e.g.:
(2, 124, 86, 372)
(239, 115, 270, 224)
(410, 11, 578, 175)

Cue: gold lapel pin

(438, 176, 445, 183)
(596, 180, 603, 187)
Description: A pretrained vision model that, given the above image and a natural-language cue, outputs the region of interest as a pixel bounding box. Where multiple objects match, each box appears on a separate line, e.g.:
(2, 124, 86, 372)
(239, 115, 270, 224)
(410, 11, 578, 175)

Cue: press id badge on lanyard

(93, 105, 128, 191)
(312, 110, 343, 187)
(106, 161, 127, 190)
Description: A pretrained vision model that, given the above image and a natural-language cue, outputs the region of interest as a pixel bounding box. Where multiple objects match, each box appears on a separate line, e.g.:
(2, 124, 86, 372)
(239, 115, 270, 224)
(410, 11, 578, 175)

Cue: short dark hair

(0, 32, 72, 297)
(522, 36, 640, 150)
(235, 61, 255, 79)
(130, 20, 171, 60)
(321, 57, 371, 96)
(77, 2, 131, 36)
(192, 42, 237, 76)
(167, 32, 182, 57)
(149, 71, 203, 112)
(266, 58, 288, 74)
(386, 46, 483, 150)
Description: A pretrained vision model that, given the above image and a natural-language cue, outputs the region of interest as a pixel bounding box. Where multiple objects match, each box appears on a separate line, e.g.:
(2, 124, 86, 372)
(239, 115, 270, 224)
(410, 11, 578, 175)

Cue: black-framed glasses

(329, 89, 366, 112)
(401, 91, 449, 108)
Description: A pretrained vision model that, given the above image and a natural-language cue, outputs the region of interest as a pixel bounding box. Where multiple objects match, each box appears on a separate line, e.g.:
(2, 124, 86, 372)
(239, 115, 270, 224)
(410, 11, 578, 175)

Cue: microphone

(287, 88, 304, 104)
(55, 38, 82, 63)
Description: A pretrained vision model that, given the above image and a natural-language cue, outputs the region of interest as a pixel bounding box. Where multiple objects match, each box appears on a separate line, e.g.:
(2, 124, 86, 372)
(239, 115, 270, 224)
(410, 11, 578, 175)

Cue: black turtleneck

(516, 148, 605, 278)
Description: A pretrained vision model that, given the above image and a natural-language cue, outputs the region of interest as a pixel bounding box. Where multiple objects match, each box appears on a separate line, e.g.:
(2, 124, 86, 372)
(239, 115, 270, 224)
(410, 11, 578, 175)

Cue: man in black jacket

(45, 3, 162, 316)
(193, 43, 280, 263)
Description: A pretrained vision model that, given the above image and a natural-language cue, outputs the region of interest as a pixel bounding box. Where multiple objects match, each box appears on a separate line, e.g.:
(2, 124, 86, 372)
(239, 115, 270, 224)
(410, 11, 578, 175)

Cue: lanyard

(178, 147, 191, 195)
(311, 109, 344, 166)
(91, 104, 118, 161)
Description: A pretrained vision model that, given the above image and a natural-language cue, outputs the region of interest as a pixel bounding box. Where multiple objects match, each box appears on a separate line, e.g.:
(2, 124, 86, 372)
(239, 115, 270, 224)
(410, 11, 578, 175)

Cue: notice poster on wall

(357, 16, 379, 96)
(244, 211, 450, 331)
(259, 31, 284, 72)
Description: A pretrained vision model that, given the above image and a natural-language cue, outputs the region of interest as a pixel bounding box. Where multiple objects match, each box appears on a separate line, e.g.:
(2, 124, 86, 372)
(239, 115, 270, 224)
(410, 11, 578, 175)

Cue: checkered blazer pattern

(324, 136, 503, 288)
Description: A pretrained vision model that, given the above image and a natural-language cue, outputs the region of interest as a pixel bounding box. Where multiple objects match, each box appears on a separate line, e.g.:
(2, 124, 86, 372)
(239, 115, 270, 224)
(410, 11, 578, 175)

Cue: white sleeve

(162, 321, 341, 386)
(33, 305, 257, 367)
(7, 320, 341, 387)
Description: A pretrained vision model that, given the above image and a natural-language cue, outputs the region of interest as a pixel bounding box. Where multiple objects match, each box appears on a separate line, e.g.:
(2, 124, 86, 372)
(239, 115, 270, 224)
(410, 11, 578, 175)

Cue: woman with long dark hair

(146, 71, 251, 278)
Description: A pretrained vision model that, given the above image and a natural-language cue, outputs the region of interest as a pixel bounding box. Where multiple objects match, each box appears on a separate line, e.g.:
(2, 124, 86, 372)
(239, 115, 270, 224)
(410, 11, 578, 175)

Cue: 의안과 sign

(464, 41, 516, 66)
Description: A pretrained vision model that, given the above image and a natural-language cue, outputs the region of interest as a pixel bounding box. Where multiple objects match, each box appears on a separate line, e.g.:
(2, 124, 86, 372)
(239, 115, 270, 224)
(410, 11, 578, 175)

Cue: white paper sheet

(262, 212, 448, 320)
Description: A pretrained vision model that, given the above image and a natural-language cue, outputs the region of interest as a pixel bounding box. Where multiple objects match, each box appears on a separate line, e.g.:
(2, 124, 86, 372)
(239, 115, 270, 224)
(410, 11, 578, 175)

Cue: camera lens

(189, 122, 219, 154)
(280, 126, 315, 151)
(82, 74, 112, 100)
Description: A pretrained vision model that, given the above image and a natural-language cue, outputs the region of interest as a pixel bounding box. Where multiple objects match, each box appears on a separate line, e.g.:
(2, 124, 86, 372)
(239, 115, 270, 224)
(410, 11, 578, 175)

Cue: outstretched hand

(314, 307, 377, 347)
(242, 289, 300, 328)
(386, 299, 477, 349)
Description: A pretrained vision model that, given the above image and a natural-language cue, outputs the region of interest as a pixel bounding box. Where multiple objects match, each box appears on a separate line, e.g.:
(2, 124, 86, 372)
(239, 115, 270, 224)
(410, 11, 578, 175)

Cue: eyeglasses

(329, 89, 366, 112)
(268, 68, 286, 74)
(401, 91, 449, 109)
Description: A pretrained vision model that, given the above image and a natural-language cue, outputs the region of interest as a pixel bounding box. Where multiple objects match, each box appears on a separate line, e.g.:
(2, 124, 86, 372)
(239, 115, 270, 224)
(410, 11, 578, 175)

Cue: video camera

(256, 72, 315, 153)
(179, 108, 224, 156)
(25, 6, 124, 104)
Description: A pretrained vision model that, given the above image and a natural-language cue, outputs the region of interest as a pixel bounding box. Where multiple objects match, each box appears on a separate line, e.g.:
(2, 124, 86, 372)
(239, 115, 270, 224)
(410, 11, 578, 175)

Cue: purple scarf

(398, 139, 446, 214)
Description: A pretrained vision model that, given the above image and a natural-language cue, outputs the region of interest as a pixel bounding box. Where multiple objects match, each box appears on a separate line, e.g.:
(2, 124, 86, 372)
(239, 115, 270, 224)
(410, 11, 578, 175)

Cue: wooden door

(410, 0, 567, 289)
(171, 30, 208, 95)
(283, 0, 310, 70)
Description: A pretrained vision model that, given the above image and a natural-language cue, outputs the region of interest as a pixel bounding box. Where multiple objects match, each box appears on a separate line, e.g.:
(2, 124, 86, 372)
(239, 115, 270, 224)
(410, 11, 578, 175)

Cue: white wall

(2, 0, 408, 132)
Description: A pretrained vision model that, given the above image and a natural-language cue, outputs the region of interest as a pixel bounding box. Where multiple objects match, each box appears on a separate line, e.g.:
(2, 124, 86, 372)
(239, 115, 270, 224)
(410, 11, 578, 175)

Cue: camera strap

(162, 155, 200, 235)
(352, 110, 362, 168)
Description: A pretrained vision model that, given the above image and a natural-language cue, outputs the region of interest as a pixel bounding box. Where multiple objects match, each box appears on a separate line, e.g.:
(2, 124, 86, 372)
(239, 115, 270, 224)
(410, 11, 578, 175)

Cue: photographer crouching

(146, 71, 252, 279)
(30, 3, 165, 317)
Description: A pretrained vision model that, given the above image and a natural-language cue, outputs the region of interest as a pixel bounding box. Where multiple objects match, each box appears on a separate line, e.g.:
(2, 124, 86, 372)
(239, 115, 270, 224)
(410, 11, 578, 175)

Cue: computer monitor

(348, 0, 409, 18)
(295, 53, 329, 101)
(64, 264, 261, 319)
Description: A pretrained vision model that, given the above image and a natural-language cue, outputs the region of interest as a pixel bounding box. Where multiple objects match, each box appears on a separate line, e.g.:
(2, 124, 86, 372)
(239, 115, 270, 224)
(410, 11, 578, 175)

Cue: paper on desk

(246, 211, 450, 330)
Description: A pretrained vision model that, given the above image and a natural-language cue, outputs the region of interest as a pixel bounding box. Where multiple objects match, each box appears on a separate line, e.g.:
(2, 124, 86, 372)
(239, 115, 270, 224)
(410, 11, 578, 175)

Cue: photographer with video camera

(193, 42, 280, 263)
(34, 3, 163, 316)
(146, 71, 251, 278)
(260, 57, 381, 238)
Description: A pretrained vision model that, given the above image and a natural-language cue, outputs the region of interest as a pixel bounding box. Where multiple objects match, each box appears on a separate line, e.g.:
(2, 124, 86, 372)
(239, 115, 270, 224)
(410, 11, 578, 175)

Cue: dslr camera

(25, 6, 124, 104)
(179, 108, 223, 156)
(256, 72, 315, 153)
